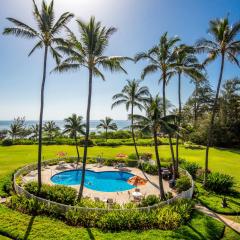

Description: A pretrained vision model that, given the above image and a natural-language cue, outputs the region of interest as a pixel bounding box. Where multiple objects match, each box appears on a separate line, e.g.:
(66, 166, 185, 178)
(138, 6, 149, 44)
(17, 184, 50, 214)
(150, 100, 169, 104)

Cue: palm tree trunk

(194, 82, 198, 126)
(204, 53, 225, 185)
(78, 68, 93, 200)
(37, 45, 48, 191)
(105, 128, 108, 142)
(74, 135, 80, 168)
(131, 103, 139, 160)
(176, 71, 181, 176)
(153, 128, 165, 200)
(162, 76, 176, 180)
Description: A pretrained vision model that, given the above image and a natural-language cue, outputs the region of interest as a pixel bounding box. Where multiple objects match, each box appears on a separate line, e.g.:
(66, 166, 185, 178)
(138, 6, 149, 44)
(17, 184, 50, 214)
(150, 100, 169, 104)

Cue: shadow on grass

(23, 215, 35, 240)
(86, 228, 95, 240)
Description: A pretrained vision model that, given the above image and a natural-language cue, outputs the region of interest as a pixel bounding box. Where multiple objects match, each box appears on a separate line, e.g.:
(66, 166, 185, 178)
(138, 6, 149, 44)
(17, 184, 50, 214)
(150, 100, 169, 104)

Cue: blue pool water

(51, 170, 135, 192)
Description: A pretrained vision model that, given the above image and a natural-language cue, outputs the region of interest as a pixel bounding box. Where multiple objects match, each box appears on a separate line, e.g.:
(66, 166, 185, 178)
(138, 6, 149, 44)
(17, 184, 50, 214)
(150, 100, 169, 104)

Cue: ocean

(0, 120, 130, 132)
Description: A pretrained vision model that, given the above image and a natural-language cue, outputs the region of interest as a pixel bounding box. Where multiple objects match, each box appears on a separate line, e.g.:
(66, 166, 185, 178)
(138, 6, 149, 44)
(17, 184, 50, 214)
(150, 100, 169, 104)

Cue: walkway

(195, 204, 240, 234)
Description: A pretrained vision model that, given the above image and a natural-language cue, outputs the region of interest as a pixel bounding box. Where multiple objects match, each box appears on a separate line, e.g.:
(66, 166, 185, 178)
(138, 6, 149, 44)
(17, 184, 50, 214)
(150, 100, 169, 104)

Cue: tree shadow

(86, 228, 95, 240)
(23, 215, 35, 240)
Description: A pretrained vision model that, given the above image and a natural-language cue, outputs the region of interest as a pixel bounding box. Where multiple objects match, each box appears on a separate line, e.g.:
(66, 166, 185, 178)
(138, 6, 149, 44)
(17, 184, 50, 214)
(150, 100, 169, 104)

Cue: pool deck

(23, 164, 174, 204)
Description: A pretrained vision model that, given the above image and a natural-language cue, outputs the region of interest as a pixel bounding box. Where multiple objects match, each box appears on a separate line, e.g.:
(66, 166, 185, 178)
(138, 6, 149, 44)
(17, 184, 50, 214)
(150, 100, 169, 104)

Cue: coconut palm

(43, 121, 60, 141)
(54, 17, 129, 200)
(8, 117, 25, 140)
(133, 95, 178, 200)
(112, 79, 150, 160)
(173, 45, 205, 173)
(135, 32, 180, 179)
(97, 117, 117, 141)
(63, 114, 85, 166)
(195, 17, 240, 184)
(30, 124, 39, 141)
(3, 0, 73, 189)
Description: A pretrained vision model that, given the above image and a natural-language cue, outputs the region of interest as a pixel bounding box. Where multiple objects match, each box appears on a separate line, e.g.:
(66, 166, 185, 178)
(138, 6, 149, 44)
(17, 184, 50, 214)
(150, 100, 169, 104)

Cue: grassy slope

(0, 205, 224, 240)
(0, 145, 240, 186)
(222, 227, 240, 240)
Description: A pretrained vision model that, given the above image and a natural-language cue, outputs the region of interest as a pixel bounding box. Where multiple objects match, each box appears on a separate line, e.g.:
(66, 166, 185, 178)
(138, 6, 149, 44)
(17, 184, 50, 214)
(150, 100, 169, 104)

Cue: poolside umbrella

(128, 176, 147, 186)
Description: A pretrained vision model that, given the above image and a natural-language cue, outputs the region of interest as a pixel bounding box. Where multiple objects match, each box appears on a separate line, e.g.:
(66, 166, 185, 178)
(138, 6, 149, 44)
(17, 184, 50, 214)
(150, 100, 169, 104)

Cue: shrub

(175, 176, 192, 193)
(1, 139, 13, 146)
(24, 182, 77, 205)
(181, 161, 201, 179)
(139, 163, 158, 175)
(205, 172, 234, 194)
(0, 174, 13, 197)
(79, 139, 94, 147)
(140, 194, 160, 207)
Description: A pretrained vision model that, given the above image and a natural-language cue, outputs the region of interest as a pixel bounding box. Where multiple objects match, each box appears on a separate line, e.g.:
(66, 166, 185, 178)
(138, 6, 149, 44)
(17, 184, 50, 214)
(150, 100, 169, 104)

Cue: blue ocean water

(0, 120, 130, 132)
(51, 169, 135, 192)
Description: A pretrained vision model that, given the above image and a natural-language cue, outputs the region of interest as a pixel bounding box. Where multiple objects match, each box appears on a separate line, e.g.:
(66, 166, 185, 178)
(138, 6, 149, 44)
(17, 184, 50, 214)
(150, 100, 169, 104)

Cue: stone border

(13, 158, 194, 213)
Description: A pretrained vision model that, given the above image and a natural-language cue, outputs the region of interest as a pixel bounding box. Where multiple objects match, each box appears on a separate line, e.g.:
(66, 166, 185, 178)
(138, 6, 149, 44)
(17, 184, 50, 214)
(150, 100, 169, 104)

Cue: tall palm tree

(54, 17, 129, 200)
(63, 114, 85, 166)
(97, 117, 117, 141)
(43, 121, 60, 141)
(135, 32, 180, 179)
(112, 79, 150, 160)
(173, 45, 205, 173)
(195, 17, 240, 184)
(133, 95, 178, 200)
(3, 0, 73, 189)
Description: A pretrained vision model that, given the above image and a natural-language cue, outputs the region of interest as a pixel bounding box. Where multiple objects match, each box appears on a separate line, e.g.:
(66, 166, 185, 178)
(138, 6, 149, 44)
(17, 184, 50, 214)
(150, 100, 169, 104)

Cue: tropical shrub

(205, 172, 234, 194)
(181, 161, 201, 179)
(140, 194, 160, 207)
(1, 139, 13, 146)
(24, 182, 77, 205)
(175, 176, 192, 193)
(139, 163, 158, 175)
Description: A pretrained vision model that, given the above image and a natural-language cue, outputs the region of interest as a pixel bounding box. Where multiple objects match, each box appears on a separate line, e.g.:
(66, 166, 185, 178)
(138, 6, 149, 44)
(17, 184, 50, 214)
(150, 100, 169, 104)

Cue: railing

(13, 158, 194, 213)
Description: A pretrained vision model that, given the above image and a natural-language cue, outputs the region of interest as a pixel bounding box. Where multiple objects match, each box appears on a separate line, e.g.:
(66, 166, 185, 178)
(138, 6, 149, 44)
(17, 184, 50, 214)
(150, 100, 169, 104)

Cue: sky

(1, 0, 240, 120)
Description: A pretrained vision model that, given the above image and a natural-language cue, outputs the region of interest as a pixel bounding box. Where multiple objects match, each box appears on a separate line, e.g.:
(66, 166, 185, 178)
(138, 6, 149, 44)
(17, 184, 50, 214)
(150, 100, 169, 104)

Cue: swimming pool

(51, 170, 135, 192)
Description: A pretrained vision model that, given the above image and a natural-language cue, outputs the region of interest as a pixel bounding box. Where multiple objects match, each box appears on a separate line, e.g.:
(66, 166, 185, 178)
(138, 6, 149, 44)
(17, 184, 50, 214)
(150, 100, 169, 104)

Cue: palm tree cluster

(97, 117, 117, 141)
(3, 0, 240, 200)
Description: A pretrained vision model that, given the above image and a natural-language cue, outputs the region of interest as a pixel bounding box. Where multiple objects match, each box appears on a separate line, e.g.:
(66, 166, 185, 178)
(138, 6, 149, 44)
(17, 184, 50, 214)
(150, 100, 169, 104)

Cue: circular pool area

(51, 169, 135, 192)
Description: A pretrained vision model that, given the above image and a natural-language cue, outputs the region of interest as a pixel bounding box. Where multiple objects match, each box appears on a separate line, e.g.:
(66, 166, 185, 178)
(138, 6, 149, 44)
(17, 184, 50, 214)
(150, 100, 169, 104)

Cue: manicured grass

(0, 204, 224, 240)
(196, 183, 240, 215)
(0, 235, 11, 240)
(222, 227, 240, 240)
(0, 145, 240, 186)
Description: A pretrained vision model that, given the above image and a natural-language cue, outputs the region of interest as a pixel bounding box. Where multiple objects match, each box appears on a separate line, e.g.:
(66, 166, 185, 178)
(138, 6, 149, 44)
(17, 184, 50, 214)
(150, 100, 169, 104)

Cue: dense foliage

(25, 182, 77, 205)
(204, 172, 234, 194)
(175, 176, 192, 193)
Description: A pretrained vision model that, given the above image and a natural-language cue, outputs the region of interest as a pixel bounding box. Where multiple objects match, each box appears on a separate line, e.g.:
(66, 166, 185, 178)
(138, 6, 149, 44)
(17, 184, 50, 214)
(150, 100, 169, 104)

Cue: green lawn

(0, 145, 240, 186)
(0, 204, 224, 240)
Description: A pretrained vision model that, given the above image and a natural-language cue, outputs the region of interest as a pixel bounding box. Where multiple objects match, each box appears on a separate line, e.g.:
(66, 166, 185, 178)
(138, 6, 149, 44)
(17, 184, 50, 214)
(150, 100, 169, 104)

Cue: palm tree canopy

(53, 16, 130, 77)
(97, 117, 117, 131)
(112, 79, 150, 111)
(135, 32, 180, 83)
(195, 17, 240, 66)
(63, 114, 85, 138)
(173, 44, 206, 82)
(133, 95, 178, 135)
(3, 0, 74, 63)
(43, 121, 60, 136)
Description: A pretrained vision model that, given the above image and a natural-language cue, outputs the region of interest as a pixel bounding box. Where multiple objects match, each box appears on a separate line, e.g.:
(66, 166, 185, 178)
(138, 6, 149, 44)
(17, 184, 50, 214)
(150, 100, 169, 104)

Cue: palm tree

(30, 124, 39, 141)
(43, 121, 60, 141)
(97, 117, 117, 141)
(133, 95, 178, 200)
(3, 0, 73, 189)
(173, 45, 205, 173)
(54, 17, 129, 200)
(63, 114, 85, 166)
(112, 79, 150, 160)
(135, 32, 180, 179)
(8, 117, 25, 140)
(195, 17, 240, 184)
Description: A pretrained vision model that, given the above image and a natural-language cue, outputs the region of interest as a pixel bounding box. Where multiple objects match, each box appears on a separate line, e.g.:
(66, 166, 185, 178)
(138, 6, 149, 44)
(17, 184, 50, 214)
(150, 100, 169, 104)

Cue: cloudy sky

(1, 0, 240, 120)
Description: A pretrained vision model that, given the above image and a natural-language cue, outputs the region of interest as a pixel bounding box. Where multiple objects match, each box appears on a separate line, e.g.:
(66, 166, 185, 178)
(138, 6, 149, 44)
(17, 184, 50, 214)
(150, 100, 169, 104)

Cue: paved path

(195, 204, 240, 234)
